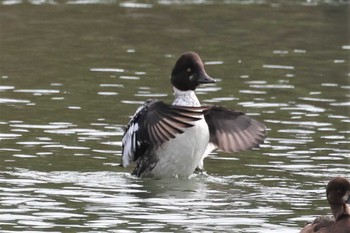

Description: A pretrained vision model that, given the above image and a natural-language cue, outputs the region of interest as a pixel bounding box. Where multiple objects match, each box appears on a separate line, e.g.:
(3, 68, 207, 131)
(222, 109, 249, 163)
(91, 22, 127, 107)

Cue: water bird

(300, 176, 350, 233)
(121, 51, 266, 178)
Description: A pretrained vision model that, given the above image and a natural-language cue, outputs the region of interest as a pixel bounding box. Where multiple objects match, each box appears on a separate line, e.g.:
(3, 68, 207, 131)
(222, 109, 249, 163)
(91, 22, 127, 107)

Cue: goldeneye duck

(300, 177, 350, 233)
(121, 51, 267, 178)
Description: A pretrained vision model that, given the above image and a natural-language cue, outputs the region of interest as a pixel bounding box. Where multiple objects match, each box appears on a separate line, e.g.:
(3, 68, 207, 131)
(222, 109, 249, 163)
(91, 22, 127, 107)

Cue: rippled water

(0, 0, 349, 232)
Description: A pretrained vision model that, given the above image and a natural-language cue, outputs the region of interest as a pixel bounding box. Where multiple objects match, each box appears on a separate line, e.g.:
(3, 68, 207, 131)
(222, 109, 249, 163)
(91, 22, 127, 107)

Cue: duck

(300, 176, 350, 233)
(121, 51, 266, 178)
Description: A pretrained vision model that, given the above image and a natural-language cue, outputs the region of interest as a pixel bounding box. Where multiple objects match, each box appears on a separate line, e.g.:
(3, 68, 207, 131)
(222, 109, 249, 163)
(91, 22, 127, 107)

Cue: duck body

(131, 89, 210, 178)
(121, 52, 266, 178)
(300, 216, 350, 233)
(148, 117, 209, 178)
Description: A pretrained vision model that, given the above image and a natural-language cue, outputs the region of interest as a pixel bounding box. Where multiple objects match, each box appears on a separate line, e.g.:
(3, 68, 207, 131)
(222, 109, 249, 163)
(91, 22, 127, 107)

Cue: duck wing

(121, 99, 205, 167)
(203, 106, 266, 153)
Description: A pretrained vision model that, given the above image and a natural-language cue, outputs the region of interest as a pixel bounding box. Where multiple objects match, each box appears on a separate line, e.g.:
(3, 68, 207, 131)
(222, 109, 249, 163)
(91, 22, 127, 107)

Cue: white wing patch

(122, 122, 139, 167)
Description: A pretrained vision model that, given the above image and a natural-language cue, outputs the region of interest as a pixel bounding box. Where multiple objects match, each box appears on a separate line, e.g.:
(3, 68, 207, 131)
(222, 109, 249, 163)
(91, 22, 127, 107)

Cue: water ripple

(90, 68, 124, 73)
(0, 98, 30, 104)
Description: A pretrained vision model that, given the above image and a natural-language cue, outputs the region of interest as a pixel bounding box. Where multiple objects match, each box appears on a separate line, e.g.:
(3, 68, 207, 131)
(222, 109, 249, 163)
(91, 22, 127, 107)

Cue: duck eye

(187, 68, 191, 73)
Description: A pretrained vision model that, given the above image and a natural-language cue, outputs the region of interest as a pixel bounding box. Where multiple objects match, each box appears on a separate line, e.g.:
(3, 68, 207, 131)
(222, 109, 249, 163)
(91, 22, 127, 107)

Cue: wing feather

(204, 106, 266, 153)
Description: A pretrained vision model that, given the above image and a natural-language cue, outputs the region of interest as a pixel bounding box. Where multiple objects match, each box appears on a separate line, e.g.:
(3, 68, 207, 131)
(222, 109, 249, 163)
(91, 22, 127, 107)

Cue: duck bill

(196, 72, 216, 84)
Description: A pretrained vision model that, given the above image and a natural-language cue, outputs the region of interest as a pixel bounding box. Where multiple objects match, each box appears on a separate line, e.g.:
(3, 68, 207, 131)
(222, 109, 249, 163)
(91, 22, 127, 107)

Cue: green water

(0, 1, 349, 232)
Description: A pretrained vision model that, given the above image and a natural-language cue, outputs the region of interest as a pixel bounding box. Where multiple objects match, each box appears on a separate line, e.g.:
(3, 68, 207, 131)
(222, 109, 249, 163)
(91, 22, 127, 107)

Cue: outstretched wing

(121, 99, 205, 167)
(204, 106, 266, 153)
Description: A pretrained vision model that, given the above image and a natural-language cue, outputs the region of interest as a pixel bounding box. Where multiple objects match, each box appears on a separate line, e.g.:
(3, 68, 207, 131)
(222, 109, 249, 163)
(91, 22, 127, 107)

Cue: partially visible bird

(300, 176, 350, 233)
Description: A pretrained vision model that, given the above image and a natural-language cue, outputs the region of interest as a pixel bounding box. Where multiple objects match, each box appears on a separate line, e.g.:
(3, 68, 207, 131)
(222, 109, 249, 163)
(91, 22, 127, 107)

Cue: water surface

(0, 0, 349, 232)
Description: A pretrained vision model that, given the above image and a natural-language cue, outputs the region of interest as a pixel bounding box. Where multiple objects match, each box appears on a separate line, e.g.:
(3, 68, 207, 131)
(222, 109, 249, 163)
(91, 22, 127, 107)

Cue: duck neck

(172, 87, 201, 107)
(345, 204, 350, 216)
(331, 204, 350, 221)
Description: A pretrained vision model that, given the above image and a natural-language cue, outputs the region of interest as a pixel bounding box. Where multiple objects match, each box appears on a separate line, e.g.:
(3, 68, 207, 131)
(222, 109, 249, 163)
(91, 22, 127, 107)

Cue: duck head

(171, 52, 216, 91)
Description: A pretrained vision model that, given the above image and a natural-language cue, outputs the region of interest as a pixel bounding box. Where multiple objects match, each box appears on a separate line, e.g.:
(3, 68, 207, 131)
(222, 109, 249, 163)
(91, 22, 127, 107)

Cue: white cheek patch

(189, 74, 195, 81)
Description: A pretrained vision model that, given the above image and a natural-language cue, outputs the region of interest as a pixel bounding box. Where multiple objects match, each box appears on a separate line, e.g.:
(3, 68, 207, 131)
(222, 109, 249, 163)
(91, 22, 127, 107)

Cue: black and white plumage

(121, 51, 267, 178)
(122, 100, 206, 176)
